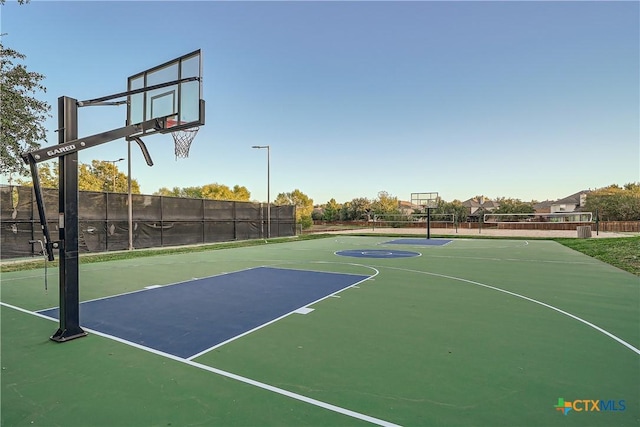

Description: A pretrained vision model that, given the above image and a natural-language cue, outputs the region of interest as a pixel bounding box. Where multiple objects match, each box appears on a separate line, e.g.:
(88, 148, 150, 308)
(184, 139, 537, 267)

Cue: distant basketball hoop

(167, 119, 199, 159)
(411, 192, 439, 239)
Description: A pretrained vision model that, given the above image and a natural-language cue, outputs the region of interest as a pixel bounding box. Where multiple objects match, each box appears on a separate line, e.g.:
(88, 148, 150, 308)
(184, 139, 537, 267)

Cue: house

(462, 196, 499, 214)
(398, 200, 421, 215)
(462, 196, 500, 222)
(550, 190, 590, 213)
(533, 200, 554, 214)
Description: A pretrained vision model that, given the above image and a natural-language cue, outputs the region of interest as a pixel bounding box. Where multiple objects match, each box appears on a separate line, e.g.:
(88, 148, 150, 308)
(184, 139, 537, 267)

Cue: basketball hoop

(167, 119, 198, 159)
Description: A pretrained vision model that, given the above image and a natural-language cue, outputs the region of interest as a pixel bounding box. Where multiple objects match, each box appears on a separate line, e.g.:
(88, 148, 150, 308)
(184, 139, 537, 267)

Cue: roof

(461, 197, 499, 209)
(552, 190, 590, 206)
(534, 200, 554, 209)
(482, 200, 499, 208)
(462, 199, 481, 208)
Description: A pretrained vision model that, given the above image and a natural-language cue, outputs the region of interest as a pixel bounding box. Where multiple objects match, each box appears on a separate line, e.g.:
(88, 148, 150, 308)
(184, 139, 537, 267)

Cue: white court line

(381, 266, 640, 356)
(1, 297, 399, 427)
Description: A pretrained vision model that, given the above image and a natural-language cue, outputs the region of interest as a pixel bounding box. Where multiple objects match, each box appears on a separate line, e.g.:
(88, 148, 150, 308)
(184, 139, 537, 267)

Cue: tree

(493, 197, 534, 214)
(436, 199, 468, 223)
(1, 41, 51, 177)
(584, 183, 640, 221)
(154, 183, 251, 201)
(79, 163, 104, 191)
(201, 183, 250, 201)
(340, 197, 372, 221)
(16, 160, 141, 193)
(274, 189, 314, 228)
(322, 198, 341, 221)
(371, 191, 400, 216)
(155, 187, 182, 197)
(16, 161, 57, 188)
(180, 186, 204, 199)
(85, 160, 139, 193)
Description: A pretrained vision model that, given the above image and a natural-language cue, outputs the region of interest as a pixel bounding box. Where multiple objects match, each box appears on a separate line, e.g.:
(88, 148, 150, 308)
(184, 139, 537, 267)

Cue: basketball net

(167, 119, 199, 159)
(172, 126, 199, 159)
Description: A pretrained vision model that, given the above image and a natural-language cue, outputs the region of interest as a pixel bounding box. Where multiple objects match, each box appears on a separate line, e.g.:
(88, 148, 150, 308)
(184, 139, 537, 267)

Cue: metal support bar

(22, 116, 167, 165)
(130, 136, 154, 166)
(27, 159, 57, 261)
(77, 76, 199, 106)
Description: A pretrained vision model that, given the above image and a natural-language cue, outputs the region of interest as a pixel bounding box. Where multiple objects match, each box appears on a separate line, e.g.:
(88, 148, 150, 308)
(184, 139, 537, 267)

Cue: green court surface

(2, 236, 638, 426)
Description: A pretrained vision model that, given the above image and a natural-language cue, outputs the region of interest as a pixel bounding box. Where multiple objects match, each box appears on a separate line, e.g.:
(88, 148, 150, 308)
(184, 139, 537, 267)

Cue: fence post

(260, 202, 264, 239)
(202, 198, 205, 244)
(160, 196, 164, 247)
(104, 191, 109, 252)
(233, 201, 237, 240)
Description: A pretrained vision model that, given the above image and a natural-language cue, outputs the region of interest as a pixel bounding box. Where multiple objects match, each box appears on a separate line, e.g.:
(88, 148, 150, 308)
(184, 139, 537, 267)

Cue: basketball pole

(51, 96, 87, 342)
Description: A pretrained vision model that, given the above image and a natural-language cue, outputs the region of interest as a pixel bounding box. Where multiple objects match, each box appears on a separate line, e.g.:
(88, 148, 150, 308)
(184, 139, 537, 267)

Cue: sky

(2, 0, 638, 205)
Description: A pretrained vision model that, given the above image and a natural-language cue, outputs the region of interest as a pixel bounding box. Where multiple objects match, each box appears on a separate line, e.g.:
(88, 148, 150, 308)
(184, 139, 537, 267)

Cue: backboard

(411, 192, 439, 210)
(127, 49, 204, 136)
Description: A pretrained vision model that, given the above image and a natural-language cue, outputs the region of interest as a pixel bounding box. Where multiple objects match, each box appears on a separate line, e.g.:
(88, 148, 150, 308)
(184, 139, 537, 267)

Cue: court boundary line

(381, 265, 640, 355)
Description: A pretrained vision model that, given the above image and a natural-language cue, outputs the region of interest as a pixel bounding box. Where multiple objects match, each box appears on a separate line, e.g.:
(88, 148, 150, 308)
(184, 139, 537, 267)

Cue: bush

(299, 215, 313, 229)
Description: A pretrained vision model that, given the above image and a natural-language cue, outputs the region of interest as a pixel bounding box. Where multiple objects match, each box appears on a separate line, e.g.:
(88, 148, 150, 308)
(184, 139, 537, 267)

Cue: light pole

(105, 157, 125, 192)
(251, 145, 270, 238)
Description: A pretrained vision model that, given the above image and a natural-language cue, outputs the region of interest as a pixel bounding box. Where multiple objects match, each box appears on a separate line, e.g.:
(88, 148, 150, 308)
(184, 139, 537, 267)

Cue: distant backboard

(127, 49, 204, 136)
(411, 192, 439, 210)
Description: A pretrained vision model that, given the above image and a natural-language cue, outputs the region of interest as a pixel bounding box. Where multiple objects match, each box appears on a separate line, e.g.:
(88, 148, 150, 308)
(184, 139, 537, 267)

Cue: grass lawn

(554, 236, 640, 276)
